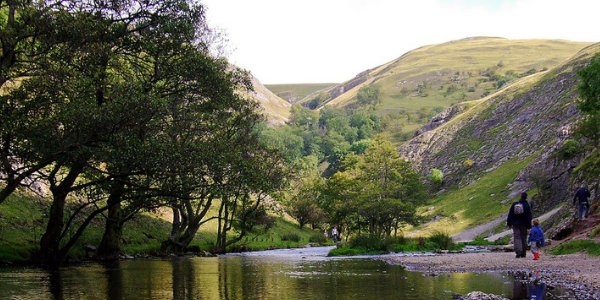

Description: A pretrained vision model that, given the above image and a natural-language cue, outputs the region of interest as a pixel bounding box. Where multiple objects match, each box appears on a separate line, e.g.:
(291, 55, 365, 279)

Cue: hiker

(573, 185, 591, 220)
(332, 226, 339, 242)
(507, 192, 533, 258)
(527, 218, 545, 260)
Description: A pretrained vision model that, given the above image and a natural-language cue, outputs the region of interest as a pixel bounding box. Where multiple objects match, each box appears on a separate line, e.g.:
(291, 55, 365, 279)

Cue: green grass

(0, 192, 327, 263)
(265, 83, 337, 102)
(316, 38, 591, 143)
(406, 154, 537, 238)
(328, 232, 461, 256)
(549, 240, 600, 256)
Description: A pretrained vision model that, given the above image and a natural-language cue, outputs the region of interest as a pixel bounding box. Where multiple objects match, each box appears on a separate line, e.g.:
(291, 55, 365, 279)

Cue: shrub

(463, 159, 475, 168)
(281, 233, 300, 242)
(309, 233, 326, 243)
(560, 139, 580, 159)
(427, 231, 454, 250)
(430, 168, 443, 186)
(349, 235, 390, 253)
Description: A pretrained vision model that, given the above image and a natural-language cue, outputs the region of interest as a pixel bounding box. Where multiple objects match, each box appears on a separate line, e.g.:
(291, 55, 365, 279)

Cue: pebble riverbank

(378, 251, 600, 299)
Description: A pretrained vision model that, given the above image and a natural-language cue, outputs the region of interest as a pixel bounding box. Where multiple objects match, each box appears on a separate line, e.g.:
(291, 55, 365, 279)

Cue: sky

(201, 0, 600, 84)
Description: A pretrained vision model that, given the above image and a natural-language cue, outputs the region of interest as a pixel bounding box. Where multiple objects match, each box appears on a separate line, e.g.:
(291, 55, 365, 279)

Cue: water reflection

(0, 248, 557, 300)
(511, 271, 548, 300)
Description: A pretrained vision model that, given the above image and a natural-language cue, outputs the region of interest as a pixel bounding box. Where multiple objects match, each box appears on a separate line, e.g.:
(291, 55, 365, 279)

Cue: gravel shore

(379, 251, 600, 299)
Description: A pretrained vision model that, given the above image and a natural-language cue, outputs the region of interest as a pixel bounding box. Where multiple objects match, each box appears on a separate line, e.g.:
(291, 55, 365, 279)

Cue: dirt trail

(451, 207, 562, 243)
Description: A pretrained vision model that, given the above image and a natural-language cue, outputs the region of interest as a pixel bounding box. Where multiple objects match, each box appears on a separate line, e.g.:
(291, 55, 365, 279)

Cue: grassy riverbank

(0, 192, 328, 264)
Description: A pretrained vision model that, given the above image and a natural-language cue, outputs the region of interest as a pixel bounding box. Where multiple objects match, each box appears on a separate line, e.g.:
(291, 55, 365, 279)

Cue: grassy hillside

(401, 42, 600, 240)
(249, 77, 292, 125)
(0, 192, 326, 263)
(317, 37, 592, 144)
(264, 83, 337, 104)
(406, 155, 535, 238)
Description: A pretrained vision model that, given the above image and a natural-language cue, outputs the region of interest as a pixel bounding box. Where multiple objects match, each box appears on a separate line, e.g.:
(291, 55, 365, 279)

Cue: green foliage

(309, 233, 327, 243)
(323, 136, 426, 238)
(427, 231, 454, 250)
(463, 159, 475, 167)
(357, 85, 380, 106)
(560, 139, 581, 159)
(549, 239, 600, 256)
(348, 235, 391, 253)
(281, 233, 301, 242)
(330, 232, 459, 256)
(429, 168, 444, 186)
(576, 53, 600, 148)
(572, 149, 600, 181)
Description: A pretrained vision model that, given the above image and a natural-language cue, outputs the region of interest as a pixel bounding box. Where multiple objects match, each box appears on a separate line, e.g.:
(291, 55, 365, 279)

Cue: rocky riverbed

(379, 251, 600, 299)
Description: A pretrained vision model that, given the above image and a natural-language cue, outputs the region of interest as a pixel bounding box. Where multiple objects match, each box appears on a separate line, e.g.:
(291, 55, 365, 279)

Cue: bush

(349, 235, 391, 253)
(281, 233, 300, 242)
(309, 233, 326, 243)
(427, 231, 454, 250)
(430, 168, 443, 186)
(560, 139, 580, 159)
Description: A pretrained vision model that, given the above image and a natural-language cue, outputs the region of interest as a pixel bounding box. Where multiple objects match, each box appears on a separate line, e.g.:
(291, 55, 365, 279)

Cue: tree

(213, 146, 289, 253)
(357, 85, 380, 107)
(322, 136, 425, 239)
(289, 104, 319, 129)
(0, 0, 89, 205)
(285, 156, 324, 229)
(576, 53, 600, 149)
(353, 136, 425, 237)
(0, 0, 275, 266)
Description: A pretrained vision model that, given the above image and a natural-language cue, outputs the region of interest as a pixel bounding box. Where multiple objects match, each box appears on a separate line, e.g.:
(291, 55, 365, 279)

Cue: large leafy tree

(577, 53, 600, 149)
(1, 0, 281, 266)
(0, 0, 85, 204)
(323, 136, 425, 238)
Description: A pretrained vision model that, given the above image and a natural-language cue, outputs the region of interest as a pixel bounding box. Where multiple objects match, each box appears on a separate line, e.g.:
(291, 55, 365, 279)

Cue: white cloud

(202, 0, 600, 84)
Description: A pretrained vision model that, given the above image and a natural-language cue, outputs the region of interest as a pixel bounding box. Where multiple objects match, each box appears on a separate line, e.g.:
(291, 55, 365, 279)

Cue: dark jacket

(573, 187, 591, 205)
(506, 199, 533, 229)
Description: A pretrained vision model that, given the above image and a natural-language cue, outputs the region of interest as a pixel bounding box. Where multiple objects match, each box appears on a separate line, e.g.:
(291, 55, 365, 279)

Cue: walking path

(451, 206, 563, 243)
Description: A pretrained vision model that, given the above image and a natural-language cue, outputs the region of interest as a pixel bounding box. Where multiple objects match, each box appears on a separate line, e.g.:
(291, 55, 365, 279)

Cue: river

(0, 246, 545, 299)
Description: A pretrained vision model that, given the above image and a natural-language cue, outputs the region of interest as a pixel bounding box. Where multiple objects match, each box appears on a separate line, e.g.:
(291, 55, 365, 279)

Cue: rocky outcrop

(328, 70, 371, 100)
(414, 104, 466, 137)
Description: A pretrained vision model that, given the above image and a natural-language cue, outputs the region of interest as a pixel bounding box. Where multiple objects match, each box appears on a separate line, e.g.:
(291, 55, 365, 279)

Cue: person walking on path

(573, 185, 591, 220)
(527, 218, 545, 260)
(331, 226, 339, 242)
(507, 192, 533, 258)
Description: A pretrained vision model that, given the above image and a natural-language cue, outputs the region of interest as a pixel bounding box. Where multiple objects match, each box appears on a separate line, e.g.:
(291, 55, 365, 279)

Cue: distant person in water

(527, 218, 545, 260)
(507, 192, 533, 258)
(573, 185, 591, 220)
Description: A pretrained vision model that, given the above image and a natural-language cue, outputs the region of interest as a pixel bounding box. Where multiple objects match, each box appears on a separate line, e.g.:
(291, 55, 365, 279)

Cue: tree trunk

(97, 183, 125, 260)
(38, 162, 84, 267)
(38, 192, 66, 267)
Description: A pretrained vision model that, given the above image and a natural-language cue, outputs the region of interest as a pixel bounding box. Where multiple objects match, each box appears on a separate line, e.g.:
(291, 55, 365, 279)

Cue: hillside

(264, 83, 337, 104)
(248, 76, 292, 125)
(398, 42, 600, 240)
(301, 37, 591, 144)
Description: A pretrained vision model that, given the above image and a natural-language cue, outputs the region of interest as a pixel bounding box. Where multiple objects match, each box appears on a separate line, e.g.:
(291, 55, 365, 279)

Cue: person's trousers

(513, 226, 528, 256)
(579, 203, 590, 219)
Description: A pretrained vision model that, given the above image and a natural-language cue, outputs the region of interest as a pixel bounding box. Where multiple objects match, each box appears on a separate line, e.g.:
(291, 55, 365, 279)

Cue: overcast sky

(201, 0, 600, 84)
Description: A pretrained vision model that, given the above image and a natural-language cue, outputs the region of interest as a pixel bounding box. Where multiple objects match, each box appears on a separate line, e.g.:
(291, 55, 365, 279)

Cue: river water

(0, 246, 545, 299)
